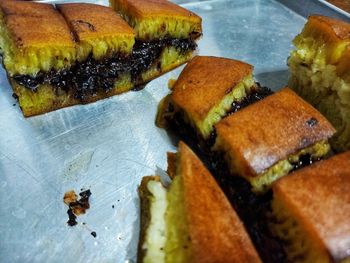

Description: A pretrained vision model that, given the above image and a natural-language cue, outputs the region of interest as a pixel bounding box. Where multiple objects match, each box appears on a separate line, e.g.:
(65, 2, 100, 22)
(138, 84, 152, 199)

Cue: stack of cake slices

(157, 55, 335, 193)
(0, 0, 201, 116)
(148, 53, 350, 263)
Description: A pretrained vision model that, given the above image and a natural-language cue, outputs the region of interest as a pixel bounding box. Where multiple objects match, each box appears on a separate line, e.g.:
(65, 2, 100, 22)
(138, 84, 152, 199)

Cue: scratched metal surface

(0, 0, 341, 262)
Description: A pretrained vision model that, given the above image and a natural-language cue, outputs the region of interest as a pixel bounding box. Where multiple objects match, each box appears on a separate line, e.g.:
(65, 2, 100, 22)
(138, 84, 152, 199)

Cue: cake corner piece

(270, 151, 350, 263)
(157, 55, 261, 140)
(288, 14, 350, 152)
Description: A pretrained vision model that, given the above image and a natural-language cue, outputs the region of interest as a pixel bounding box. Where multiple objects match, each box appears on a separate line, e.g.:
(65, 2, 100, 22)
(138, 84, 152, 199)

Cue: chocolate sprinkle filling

(164, 85, 324, 263)
(13, 38, 196, 102)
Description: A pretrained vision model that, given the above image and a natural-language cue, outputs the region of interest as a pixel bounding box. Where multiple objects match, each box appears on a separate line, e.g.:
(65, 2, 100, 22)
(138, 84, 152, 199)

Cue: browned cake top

(215, 88, 336, 176)
(5, 13, 74, 48)
(307, 15, 350, 41)
(115, 0, 201, 21)
(0, 0, 74, 48)
(273, 151, 350, 262)
(178, 141, 261, 263)
(57, 3, 134, 41)
(172, 56, 253, 122)
(0, 0, 57, 17)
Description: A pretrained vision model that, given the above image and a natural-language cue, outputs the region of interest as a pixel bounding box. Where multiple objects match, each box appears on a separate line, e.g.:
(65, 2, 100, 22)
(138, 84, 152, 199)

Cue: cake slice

(0, 1, 135, 116)
(270, 151, 350, 263)
(156, 56, 272, 142)
(138, 141, 261, 263)
(288, 15, 350, 152)
(213, 88, 336, 193)
(0, 1, 202, 117)
(111, 0, 202, 84)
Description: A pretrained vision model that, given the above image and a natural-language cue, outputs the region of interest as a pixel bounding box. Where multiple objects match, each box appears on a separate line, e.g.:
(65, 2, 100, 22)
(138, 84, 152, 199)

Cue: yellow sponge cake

(271, 151, 350, 263)
(0, 1, 202, 116)
(213, 88, 335, 193)
(288, 15, 350, 152)
(138, 142, 261, 263)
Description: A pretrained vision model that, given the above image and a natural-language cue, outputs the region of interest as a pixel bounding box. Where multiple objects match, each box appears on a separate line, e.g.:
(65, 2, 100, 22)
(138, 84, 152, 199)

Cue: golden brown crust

(57, 3, 134, 42)
(307, 15, 350, 41)
(172, 56, 253, 123)
(272, 151, 350, 262)
(115, 0, 201, 22)
(4, 11, 74, 48)
(214, 87, 336, 176)
(0, 0, 57, 17)
(137, 176, 162, 263)
(178, 141, 261, 263)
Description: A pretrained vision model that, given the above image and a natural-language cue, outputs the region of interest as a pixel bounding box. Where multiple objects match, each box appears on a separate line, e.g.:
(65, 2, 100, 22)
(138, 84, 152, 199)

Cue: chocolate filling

(164, 85, 325, 263)
(209, 152, 287, 263)
(13, 38, 196, 102)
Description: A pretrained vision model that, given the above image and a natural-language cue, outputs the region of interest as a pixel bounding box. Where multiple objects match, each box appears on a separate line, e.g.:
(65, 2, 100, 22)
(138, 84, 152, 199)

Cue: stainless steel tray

(0, 0, 347, 262)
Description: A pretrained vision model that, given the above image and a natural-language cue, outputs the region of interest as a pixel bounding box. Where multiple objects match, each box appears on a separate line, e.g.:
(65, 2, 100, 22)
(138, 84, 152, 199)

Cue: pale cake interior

(142, 180, 167, 263)
(141, 175, 192, 263)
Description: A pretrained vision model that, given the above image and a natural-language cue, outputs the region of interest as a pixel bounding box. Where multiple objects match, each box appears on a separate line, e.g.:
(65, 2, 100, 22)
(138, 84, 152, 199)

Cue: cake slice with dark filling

(213, 88, 336, 193)
(0, 1, 202, 117)
(156, 56, 272, 145)
(270, 151, 350, 263)
(138, 141, 261, 263)
(0, 1, 135, 116)
(288, 15, 350, 152)
(111, 0, 202, 84)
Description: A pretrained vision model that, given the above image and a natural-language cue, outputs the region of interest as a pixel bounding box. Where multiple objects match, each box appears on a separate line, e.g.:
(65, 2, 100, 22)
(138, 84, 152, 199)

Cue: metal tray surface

(0, 0, 344, 262)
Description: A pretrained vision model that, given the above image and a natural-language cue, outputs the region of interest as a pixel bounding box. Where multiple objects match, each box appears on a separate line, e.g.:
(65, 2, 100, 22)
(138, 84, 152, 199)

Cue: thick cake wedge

(288, 15, 350, 151)
(138, 141, 261, 263)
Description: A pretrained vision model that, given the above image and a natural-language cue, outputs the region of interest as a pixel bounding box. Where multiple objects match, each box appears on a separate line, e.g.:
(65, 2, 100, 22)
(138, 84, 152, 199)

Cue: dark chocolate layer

(163, 85, 324, 263)
(13, 38, 196, 102)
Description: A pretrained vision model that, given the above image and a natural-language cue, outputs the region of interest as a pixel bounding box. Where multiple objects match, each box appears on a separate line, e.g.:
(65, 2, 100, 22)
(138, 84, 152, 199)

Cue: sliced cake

(213, 88, 336, 193)
(288, 15, 350, 152)
(271, 151, 350, 263)
(138, 141, 261, 263)
(0, 1, 202, 116)
(156, 56, 272, 142)
(111, 0, 202, 84)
